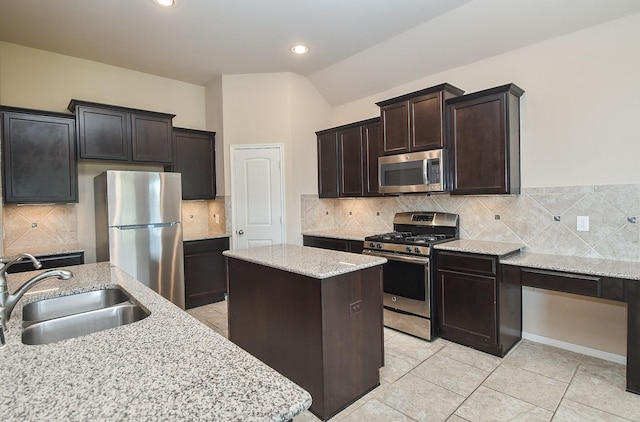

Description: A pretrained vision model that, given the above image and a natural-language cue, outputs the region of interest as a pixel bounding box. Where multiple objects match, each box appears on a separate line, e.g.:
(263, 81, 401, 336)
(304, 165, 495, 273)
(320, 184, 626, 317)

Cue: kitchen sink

(21, 287, 150, 345)
(22, 287, 131, 323)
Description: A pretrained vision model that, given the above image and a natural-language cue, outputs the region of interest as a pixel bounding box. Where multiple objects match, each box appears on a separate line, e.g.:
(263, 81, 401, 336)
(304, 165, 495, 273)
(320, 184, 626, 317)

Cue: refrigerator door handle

(114, 222, 179, 230)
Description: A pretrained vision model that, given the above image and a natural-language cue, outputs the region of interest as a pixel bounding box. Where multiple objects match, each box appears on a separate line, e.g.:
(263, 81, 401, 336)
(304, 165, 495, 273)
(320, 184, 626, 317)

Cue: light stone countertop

(223, 244, 387, 279)
(183, 231, 231, 242)
(434, 239, 524, 257)
(502, 252, 640, 281)
(302, 229, 381, 242)
(4, 244, 85, 257)
(1, 262, 311, 421)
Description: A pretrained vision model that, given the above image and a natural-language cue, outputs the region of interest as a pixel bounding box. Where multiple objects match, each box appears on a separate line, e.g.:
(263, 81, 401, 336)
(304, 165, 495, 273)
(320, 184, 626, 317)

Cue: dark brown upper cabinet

(168, 128, 216, 200)
(1, 107, 78, 204)
(316, 117, 381, 198)
(68, 99, 175, 164)
(376, 83, 464, 155)
(446, 84, 524, 195)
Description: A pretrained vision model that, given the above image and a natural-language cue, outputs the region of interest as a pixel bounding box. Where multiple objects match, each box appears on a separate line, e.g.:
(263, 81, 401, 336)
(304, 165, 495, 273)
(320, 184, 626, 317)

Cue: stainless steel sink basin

(21, 287, 150, 345)
(23, 287, 131, 323)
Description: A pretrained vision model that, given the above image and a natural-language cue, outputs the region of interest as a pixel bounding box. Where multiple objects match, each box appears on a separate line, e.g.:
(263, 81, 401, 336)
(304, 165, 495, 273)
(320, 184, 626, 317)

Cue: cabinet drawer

(521, 268, 601, 298)
(184, 237, 229, 255)
(436, 251, 497, 276)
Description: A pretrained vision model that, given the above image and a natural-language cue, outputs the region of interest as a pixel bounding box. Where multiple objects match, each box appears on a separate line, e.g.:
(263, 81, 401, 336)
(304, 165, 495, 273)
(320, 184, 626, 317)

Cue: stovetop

(363, 211, 459, 257)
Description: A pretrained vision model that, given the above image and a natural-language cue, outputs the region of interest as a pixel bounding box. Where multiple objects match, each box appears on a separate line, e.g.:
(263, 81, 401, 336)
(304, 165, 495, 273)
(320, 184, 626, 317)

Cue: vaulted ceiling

(1, 0, 639, 105)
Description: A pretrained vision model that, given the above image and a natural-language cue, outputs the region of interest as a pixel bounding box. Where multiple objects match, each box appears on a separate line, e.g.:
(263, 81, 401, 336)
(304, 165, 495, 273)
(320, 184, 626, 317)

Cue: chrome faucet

(0, 253, 73, 347)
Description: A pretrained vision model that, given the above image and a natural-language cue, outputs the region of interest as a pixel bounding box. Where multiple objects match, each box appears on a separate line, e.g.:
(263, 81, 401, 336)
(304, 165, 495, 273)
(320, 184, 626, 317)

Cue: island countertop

(223, 244, 387, 279)
(1, 262, 311, 421)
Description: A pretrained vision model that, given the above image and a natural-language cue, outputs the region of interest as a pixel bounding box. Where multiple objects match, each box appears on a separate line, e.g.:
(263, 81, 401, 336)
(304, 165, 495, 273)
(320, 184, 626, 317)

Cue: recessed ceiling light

(291, 45, 309, 55)
(154, 0, 176, 7)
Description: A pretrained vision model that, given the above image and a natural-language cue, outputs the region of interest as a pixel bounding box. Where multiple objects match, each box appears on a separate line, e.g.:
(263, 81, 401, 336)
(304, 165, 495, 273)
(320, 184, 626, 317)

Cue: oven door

(362, 250, 430, 317)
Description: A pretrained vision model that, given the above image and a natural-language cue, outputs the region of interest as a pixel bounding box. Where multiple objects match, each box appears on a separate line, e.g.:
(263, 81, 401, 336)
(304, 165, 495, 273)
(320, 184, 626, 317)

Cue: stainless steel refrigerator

(94, 170, 185, 309)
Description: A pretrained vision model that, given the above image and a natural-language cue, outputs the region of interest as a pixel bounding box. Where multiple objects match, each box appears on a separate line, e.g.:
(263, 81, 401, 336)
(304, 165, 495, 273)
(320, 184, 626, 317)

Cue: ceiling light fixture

(291, 45, 309, 55)
(153, 0, 176, 7)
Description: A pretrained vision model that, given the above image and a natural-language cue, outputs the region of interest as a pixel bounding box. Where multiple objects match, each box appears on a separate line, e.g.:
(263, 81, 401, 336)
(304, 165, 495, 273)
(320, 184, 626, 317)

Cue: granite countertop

(223, 244, 387, 279)
(183, 231, 231, 242)
(4, 244, 84, 257)
(434, 239, 524, 257)
(502, 252, 640, 281)
(302, 229, 380, 242)
(1, 263, 311, 421)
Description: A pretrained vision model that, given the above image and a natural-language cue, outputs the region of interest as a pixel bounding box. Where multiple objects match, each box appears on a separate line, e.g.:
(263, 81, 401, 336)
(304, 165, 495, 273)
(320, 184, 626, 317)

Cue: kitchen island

(223, 244, 387, 421)
(1, 262, 311, 421)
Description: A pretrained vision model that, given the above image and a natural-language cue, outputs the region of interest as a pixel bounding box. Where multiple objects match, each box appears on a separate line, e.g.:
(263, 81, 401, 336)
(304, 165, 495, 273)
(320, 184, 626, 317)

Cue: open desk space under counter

(223, 244, 387, 421)
(1, 262, 310, 421)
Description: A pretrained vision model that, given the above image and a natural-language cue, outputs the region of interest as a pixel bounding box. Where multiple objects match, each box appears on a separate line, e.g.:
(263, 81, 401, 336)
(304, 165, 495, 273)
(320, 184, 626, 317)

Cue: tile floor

(187, 302, 640, 421)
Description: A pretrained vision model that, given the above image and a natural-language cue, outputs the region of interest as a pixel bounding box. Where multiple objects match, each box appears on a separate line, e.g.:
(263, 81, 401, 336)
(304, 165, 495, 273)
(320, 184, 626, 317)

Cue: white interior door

(231, 145, 285, 250)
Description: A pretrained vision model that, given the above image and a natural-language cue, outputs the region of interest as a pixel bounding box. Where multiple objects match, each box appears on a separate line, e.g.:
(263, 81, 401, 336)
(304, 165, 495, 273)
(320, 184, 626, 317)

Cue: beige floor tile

(454, 386, 553, 422)
(380, 348, 423, 384)
(445, 416, 468, 422)
(385, 332, 446, 364)
(502, 340, 582, 382)
(437, 341, 503, 372)
(411, 354, 490, 397)
(552, 399, 632, 421)
(483, 365, 568, 411)
(565, 357, 640, 420)
(293, 410, 321, 422)
(377, 373, 464, 421)
(341, 399, 415, 422)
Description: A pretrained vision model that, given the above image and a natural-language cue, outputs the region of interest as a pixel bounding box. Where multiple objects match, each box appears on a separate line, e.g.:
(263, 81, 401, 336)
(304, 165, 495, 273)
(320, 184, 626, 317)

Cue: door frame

(230, 144, 286, 250)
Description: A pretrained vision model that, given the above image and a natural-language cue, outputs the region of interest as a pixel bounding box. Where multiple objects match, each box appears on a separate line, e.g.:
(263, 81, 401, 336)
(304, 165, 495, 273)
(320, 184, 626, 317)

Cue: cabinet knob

(237, 230, 244, 235)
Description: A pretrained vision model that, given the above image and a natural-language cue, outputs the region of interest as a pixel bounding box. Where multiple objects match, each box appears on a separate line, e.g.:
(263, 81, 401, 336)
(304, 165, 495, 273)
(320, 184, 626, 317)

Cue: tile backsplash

(302, 184, 640, 262)
(3, 204, 78, 251)
(2, 198, 227, 252)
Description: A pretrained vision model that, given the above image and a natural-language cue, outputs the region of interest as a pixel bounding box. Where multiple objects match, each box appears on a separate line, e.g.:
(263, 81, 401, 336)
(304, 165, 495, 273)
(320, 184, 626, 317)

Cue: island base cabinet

(226, 258, 384, 421)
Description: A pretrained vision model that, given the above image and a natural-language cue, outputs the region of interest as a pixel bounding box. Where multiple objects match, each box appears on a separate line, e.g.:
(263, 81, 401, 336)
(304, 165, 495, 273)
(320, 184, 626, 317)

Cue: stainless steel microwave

(378, 149, 445, 194)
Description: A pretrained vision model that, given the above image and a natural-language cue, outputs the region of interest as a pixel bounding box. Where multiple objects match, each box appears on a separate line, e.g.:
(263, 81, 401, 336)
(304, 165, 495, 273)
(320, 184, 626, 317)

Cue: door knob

(237, 230, 244, 235)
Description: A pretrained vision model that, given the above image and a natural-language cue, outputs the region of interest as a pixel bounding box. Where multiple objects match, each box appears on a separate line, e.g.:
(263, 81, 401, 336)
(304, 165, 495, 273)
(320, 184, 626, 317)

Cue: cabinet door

(411, 92, 443, 150)
(317, 132, 339, 198)
(338, 126, 363, 197)
(362, 121, 381, 196)
(6, 252, 85, 274)
(381, 101, 410, 154)
(76, 105, 130, 161)
(173, 129, 216, 200)
(437, 269, 497, 346)
(447, 84, 523, 195)
(184, 237, 230, 309)
(131, 113, 173, 163)
(2, 112, 78, 203)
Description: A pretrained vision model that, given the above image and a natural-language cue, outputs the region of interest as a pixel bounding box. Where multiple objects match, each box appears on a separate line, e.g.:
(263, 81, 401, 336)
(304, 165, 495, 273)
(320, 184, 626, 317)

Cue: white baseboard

(522, 331, 626, 365)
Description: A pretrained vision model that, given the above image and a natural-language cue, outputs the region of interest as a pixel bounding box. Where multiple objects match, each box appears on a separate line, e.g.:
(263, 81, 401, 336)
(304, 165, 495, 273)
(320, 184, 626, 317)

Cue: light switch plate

(577, 216, 589, 231)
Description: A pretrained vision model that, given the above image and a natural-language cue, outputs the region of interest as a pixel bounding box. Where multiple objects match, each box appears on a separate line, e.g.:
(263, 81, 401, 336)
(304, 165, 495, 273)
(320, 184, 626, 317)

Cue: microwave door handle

(424, 159, 430, 184)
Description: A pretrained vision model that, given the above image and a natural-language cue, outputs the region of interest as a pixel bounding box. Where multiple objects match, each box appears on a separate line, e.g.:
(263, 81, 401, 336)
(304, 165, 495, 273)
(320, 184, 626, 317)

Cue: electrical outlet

(349, 300, 363, 316)
(577, 216, 589, 232)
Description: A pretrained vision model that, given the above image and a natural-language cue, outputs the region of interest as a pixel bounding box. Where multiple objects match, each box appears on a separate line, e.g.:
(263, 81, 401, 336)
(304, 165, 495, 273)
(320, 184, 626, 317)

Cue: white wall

(220, 73, 330, 244)
(0, 42, 207, 262)
(328, 13, 640, 189)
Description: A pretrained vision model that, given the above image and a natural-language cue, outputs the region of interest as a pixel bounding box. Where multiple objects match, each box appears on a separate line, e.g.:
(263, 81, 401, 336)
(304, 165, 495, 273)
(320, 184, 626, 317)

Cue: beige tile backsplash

(301, 184, 640, 261)
(3, 198, 227, 252)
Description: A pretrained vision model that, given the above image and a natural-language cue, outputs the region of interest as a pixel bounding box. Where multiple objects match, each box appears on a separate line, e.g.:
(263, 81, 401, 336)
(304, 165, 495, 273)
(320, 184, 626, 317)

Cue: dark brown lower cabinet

(302, 235, 364, 254)
(5, 252, 85, 274)
(183, 237, 230, 309)
(226, 257, 383, 421)
(435, 250, 521, 357)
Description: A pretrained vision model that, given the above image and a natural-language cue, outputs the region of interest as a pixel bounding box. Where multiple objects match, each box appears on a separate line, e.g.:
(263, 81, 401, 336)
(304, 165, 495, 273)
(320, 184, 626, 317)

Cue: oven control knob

(376, 243, 382, 249)
(391, 296, 397, 302)
(405, 246, 412, 253)
(414, 247, 421, 254)
(369, 242, 376, 248)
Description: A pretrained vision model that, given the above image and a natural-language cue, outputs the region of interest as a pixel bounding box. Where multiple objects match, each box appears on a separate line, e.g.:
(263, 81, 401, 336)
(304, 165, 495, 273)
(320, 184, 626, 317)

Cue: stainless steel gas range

(362, 212, 459, 340)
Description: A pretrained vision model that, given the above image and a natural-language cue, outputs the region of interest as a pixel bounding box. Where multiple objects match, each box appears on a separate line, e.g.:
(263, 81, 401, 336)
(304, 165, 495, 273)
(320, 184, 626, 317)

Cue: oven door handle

(363, 249, 429, 265)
